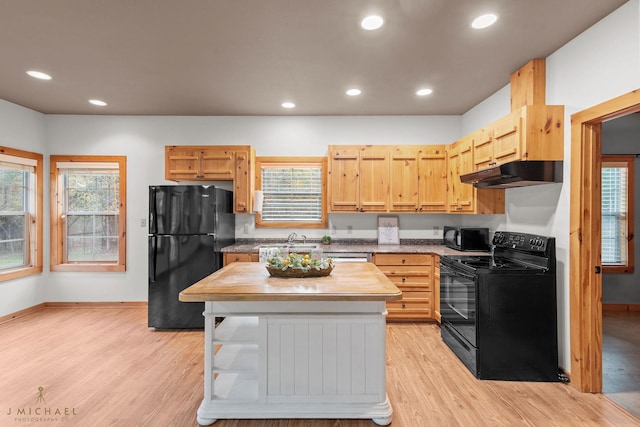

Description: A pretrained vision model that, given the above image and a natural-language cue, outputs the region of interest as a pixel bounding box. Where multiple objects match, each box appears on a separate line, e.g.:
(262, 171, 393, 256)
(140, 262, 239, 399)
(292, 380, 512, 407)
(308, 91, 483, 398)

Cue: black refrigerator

(148, 185, 235, 329)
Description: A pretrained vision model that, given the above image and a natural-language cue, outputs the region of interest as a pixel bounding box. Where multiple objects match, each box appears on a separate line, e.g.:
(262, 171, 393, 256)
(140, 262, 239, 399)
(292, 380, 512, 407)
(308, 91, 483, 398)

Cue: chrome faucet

(287, 232, 297, 244)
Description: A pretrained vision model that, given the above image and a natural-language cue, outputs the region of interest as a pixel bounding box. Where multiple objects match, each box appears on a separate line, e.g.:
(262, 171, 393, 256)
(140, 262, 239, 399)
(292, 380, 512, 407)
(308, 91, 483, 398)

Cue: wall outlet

(331, 225, 337, 235)
(140, 218, 146, 228)
(244, 223, 250, 234)
(347, 225, 353, 234)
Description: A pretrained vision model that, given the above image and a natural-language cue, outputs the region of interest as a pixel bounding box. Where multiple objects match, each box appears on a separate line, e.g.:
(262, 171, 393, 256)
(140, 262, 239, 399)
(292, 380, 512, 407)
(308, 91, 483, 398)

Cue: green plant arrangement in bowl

(321, 235, 332, 244)
(266, 252, 334, 278)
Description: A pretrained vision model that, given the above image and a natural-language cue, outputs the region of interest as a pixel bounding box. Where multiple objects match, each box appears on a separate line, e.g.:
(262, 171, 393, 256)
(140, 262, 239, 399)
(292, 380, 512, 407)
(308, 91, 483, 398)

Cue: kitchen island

(179, 262, 402, 426)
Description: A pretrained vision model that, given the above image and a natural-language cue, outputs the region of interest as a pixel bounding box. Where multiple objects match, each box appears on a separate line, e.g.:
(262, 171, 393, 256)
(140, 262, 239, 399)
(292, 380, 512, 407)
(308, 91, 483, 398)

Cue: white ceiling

(0, 0, 629, 116)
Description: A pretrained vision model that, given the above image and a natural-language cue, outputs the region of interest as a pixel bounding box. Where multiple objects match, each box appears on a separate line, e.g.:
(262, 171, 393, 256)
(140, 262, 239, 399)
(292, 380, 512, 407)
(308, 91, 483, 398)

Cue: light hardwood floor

(0, 307, 639, 427)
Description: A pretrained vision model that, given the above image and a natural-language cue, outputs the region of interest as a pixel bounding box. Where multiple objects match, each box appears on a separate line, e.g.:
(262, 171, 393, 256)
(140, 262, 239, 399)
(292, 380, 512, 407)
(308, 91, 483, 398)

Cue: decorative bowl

(265, 252, 334, 278)
(266, 265, 334, 278)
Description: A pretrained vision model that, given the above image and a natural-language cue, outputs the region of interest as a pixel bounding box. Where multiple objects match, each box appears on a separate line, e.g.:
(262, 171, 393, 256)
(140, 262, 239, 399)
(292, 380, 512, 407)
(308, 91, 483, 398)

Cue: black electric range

(440, 231, 560, 382)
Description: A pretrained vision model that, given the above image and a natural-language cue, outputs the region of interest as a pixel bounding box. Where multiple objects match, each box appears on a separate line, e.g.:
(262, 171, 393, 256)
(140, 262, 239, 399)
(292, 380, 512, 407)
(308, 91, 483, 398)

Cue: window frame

(601, 155, 634, 274)
(50, 155, 127, 272)
(255, 156, 327, 229)
(0, 146, 43, 282)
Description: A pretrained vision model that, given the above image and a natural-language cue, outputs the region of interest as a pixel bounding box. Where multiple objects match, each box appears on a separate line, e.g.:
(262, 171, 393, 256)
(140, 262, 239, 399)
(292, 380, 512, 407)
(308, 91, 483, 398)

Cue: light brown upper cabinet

(472, 104, 564, 171)
(447, 135, 505, 214)
(471, 127, 494, 171)
(389, 145, 448, 213)
(417, 145, 448, 213)
(233, 149, 255, 213)
(165, 145, 255, 214)
(390, 147, 420, 212)
(328, 145, 389, 212)
(447, 136, 475, 213)
(329, 144, 448, 214)
(165, 146, 234, 180)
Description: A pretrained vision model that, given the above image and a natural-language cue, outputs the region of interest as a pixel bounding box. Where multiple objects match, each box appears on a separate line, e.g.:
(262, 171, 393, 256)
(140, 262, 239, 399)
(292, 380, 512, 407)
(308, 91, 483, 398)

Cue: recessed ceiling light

(416, 88, 433, 96)
(361, 15, 384, 30)
(26, 70, 52, 80)
(471, 13, 498, 29)
(346, 89, 362, 96)
(281, 102, 295, 109)
(89, 99, 107, 107)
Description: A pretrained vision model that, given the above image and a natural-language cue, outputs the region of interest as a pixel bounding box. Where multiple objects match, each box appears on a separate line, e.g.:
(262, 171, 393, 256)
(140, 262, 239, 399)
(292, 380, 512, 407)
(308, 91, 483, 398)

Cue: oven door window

(440, 263, 477, 347)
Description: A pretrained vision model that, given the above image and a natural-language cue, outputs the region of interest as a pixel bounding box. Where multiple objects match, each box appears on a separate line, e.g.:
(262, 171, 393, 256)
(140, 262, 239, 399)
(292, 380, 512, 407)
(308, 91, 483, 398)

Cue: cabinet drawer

(375, 253, 432, 266)
(387, 291, 432, 319)
(387, 275, 431, 290)
(378, 265, 432, 276)
(224, 253, 257, 265)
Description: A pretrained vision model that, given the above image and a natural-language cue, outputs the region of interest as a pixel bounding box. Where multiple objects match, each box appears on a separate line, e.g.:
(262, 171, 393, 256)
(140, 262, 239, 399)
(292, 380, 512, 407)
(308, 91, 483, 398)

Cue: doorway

(570, 88, 640, 393)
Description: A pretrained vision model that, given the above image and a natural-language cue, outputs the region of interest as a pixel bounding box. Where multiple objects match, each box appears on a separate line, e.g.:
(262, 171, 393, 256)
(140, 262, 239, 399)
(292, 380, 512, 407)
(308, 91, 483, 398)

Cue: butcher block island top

(179, 261, 402, 302)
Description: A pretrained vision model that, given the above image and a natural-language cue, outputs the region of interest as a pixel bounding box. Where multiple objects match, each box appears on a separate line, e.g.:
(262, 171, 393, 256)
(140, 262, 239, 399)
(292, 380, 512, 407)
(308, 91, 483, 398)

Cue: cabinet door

(328, 149, 360, 212)
(418, 145, 447, 213)
(447, 138, 474, 213)
(457, 138, 475, 213)
(390, 149, 419, 212)
(165, 146, 202, 180)
(234, 150, 253, 213)
(492, 111, 522, 164)
(359, 149, 389, 212)
(472, 128, 494, 171)
(201, 148, 234, 180)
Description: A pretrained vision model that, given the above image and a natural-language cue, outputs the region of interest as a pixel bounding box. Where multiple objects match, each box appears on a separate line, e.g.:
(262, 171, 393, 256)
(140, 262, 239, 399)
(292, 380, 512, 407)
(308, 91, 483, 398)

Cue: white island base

(196, 300, 393, 426)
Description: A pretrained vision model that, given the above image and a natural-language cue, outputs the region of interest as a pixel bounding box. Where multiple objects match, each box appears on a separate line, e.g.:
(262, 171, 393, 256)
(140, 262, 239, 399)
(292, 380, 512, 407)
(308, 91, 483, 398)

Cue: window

(255, 157, 327, 228)
(602, 155, 634, 273)
(0, 147, 43, 281)
(50, 156, 126, 272)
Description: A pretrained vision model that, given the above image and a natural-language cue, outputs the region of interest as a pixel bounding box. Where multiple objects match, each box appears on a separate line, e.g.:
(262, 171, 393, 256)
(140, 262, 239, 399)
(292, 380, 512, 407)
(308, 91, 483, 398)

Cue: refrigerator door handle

(151, 236, 158, 283)
(149, 188, 157, 235)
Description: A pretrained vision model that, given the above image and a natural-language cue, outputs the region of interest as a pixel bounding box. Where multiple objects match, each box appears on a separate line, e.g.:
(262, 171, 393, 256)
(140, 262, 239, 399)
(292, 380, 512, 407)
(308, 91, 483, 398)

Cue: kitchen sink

(287, 244, 320, 251)
(254, 243, 320, 251)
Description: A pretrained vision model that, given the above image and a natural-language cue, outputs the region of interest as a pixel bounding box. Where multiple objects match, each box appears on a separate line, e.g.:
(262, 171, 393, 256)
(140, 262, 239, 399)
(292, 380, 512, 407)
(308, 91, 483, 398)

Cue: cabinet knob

(402, 277, 406, 282)
(402, 258, 406, 263)
(402, 303, 406, 309)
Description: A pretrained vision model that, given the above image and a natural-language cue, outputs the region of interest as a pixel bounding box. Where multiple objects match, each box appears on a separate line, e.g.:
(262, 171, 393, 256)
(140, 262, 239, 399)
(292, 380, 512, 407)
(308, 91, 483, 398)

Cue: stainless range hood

(460, 160, 563, 189)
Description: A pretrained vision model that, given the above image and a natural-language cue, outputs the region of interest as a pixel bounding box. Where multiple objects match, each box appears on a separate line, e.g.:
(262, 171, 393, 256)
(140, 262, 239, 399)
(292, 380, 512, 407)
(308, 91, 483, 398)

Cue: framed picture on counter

(377, 215, 399, 245)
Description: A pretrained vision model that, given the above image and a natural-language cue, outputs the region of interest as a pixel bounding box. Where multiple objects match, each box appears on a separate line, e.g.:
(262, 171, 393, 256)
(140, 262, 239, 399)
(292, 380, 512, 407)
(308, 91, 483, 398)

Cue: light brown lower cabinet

(373, 253, 434, 321)
(223, 252, 259, 266)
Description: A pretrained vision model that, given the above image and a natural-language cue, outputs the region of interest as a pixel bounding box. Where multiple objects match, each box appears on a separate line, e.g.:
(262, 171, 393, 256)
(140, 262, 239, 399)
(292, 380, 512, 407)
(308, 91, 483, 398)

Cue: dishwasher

(323, 252, 372, 263)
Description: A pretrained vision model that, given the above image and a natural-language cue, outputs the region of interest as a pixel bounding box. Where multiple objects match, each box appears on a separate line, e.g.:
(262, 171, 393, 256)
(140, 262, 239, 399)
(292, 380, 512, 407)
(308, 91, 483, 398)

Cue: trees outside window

(0, 146, 43, 281)
(50, 156, 126, 272)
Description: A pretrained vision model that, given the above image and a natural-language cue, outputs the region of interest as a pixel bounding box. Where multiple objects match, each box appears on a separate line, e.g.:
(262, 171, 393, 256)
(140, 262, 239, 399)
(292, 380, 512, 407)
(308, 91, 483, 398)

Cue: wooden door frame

(570, 89, 640, 392)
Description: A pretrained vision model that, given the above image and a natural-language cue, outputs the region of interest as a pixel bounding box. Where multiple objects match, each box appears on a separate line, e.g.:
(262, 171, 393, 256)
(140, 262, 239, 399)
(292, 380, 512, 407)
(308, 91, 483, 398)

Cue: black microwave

(443, 226, 490, 251)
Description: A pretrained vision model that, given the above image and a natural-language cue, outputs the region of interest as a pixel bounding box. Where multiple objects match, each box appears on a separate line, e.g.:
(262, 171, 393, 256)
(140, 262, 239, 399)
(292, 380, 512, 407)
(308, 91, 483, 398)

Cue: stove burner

(443, 255, 545, 273)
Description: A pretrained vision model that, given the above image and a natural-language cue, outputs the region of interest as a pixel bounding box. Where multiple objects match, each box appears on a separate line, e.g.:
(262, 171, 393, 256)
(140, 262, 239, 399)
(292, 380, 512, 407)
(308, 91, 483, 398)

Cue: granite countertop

(221, 239, 491, 257)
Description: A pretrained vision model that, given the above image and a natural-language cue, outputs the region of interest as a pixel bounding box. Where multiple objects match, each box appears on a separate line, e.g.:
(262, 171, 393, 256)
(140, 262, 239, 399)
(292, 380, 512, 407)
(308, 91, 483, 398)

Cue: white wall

(42, 115, 462, 305)
(0, 100, 47, 315)
(460, 0, 640, 371)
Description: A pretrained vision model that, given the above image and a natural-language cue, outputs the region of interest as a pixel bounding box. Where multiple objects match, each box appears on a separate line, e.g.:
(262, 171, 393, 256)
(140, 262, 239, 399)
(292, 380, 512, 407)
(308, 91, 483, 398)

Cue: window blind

(260, 166, 322, 222)
(602, 166, 628, 264)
